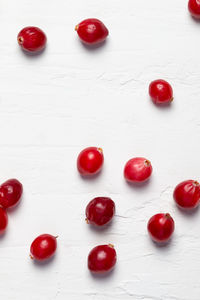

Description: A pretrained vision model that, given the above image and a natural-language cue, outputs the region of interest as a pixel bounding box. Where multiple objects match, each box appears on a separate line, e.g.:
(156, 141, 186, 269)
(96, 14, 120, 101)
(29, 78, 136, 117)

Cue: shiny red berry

(188, 0, 200, 19)
(124, 157, 152, 183)
(77, 147, 104, 176)
(0, 179, 23, 209)
(86, 197, 115, 226)
(147, 213, 175, 243)
(149, 79, 173, 105)
(88, 244, 117, 273)
(17, 26, 47, 52)
(30, 234, 57, 261)
(173, 180, 200, 209)
(0, 207, 8, 234)
(75, 18, 109, 45)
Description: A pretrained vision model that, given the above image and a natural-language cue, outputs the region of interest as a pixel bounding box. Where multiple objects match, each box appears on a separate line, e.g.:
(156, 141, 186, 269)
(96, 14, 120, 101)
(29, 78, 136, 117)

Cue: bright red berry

(88, 244, 117, 273)
(147, 213, 175, 243)
(0, 207, 8, 234)
(188, 0, 200, 19)
(149, 79, 173, 105)
(0, 179, 23, 209)
(75, 18, 109, 45)
(124, 157, 152, 183)
(173, 180, 200, 209)
(86, 197, 115, 226)
(30, 234, 57, 261)
(77, 147, 104, 176)
(17, 26, 47, 52)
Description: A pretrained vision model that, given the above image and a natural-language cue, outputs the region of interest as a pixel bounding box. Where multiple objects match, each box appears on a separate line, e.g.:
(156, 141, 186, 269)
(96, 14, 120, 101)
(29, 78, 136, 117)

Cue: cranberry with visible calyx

(88, 244, 117, 273)
(86, 197, 115, 226)
(77, 147, 104, 176)
(30, 234, 57, 261)
(75, 19, 109, 45)
(174, 180, 200, 209)
(17, 26, 47, 52)
(149, 79, 173, 105)
(124, 157, 152, 183)
(147, 213, 175, 243)
(0, 179, 23, 209)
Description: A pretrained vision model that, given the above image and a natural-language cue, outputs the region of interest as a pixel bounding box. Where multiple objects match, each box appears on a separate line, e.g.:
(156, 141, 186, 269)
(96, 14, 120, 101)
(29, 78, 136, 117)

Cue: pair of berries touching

(0, 179, 23, 234)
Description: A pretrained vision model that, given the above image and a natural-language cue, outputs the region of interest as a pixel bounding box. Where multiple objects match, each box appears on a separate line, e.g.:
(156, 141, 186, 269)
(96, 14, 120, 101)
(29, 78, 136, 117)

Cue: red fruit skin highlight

(30, 234, 57, 261)
(75, 18, 109, 45)
(86, 197, 115, 226)
(188, 0, 200, 19)
(174, 180, 200, 209)
(149, 79, 173, 104)
(77, 147, 104, 176)
(88, 244, 117, 273)
(124, 157, 152, 183)
(147, 213, 175, 243)
(17, 26, 47, 52)
(0, 179, 23, 209)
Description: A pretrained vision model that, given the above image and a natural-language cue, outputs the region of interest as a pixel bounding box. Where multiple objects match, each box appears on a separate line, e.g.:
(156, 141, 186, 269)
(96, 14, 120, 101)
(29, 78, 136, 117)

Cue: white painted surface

(0, 0, 199, 299)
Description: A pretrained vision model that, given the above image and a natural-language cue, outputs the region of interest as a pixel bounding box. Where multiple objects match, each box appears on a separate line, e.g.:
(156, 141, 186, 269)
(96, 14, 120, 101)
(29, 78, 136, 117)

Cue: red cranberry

(17, 26, 47, 52)
(75, 18, 109, 45)
(30, 234, 57, 261)
(86, 197, 115, 226)
(147, 213, 175, 243)
(149, 79, 173, 104)
(188, 0, 200, 19)
(173, 180, 200, 209)
(88, 244, 117, 273)
(124, 157, 152, 183)
(77, 147, 104, 176)
(0, 207, 8, 234)
(0, 179, 23, 209)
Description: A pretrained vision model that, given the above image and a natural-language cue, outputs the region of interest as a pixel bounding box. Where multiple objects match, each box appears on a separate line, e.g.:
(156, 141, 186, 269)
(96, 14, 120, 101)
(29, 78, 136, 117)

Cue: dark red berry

(0, 207, 8, 234)
(75, 18, 109, 45)
(124, 157, 152, 183)
(88, 244, 117, 273)
(17, 26, 47, 52)
(188, 0, 200, 19)
(149, 79, 173, 105)
(77, 147, 104, 176)
(147, 213, 175, 243)
(30, 234, 57, 261)
(0, 179, 23, 209)
(86, 197, 115, 226)
(173, 180, 200, 209)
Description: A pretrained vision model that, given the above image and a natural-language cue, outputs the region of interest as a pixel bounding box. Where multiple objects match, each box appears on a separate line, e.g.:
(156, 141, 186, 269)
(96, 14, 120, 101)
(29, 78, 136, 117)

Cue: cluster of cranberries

(7, 0, 199, 270)
(0, 179, 23, 233)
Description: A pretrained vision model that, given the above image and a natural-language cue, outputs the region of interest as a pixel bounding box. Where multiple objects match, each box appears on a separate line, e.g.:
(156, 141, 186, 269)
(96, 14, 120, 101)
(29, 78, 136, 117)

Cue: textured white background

(0, 0, 200, 299)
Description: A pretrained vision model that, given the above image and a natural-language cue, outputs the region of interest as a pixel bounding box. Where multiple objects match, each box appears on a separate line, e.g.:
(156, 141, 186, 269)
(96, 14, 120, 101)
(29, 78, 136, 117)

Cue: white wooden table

(0, 0, 199, 299)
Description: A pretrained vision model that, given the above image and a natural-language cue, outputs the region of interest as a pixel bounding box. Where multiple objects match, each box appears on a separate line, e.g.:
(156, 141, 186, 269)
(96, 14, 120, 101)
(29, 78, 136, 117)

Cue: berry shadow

(149, 237, 173, 251)
(79, 170, 103, 181)
(190, 15, 200, 23)
(125, 177, 152, 190)
(176, 204, 199, 218)
(18, 46, 47, 59)
(0, 230, 8, 241)
(80, 39, 108, 51)
(149, 97, 173, 110)
(31, 254, 56, 268)
(89, 267, 116, 280)
(87, 219, 115, 234)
